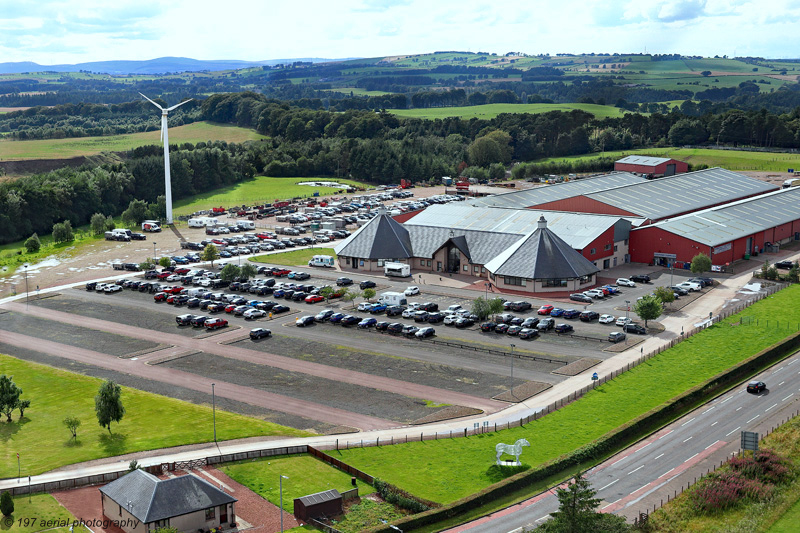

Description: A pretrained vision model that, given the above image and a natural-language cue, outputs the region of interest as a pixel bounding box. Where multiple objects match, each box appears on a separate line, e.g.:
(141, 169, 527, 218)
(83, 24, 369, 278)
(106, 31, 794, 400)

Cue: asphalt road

(452, 349, 800, 532)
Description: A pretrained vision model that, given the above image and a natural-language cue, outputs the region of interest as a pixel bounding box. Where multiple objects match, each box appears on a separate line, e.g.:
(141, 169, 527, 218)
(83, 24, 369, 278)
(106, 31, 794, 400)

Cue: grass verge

(250, 248, 337, 267)
(0, 354, 313, 477)
(0, 493, 76, 533)
(0, 231, 102, 283)
(220, 454, 375, 514)
(334, 285, 800, 504)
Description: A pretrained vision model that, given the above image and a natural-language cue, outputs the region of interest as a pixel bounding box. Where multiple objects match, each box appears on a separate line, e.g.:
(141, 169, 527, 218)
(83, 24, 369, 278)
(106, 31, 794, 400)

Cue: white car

(407, 302, 422, 310)
(95, 283, 109, 292)
(616, 317, 633, 327)
(404, 286, 420, 296)
(677, 281, 702, 292)
(104, 284, 122, 293)
(616, 278, 636, 287)
(243, 308, 266, 320)
(584, 289, 605, 299)
(599, 314, 615, 324)
(166, 274, 181, 282)
(357, 302, 373, 312)
(447, 304, 463, 312)
(456, 308, 472, 317)
(401, 308, 417, 319)
(443, 315, 459, 325)
(197, 278, 213, 287)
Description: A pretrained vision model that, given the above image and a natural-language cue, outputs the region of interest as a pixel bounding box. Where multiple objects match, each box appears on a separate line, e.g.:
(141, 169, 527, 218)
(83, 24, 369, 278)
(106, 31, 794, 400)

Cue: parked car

(296, 315, 315, 327)
(359, 280, 377, 290)
(404, 286, 420, 296)
(537, 305, 554, 315)
(520, 317, 539, 328)
(480, 322, 497, 332)
(554, 323, 574, 333)
(549, 308, 565, 317)
(190, 315, 210, 327)
(608, 331, 627, 343)
(616, 316, 633, 327)
(358, 317, 378, 328)
(509, 301, 532, 312)
(328, 312, 346, 324)
(507, 325, 523, 336)
(413, 311, 429, 322)
(774, 261, 795, 270)
(677, 281, 702, 292)
(562, 309, 581, 319)
(584, 289, 605, 299)
(746, 381, 767, 393)
(385, 305, 405, 317)
(415, 327, 436, 338)
(498, 313, 516, 324)
(443, 315, 459, 326)
(387, 323, 404, 334)
(599, 314, 615, 324)
(518, 328, 538, 340)
(272, 304, 290, 313)
(249, 328, 272, 340)
(419, 302, 439, 312)
(175, 314, 195, 326)
(630, 274, 651, 283)
(370, 303, 388, 314)
(670, 286, 689, 296)
(305, 295, 325, 304)
(341, 315, 360, 326)
(402, 325, 420, 337)
(427, 312, 444, 323)
(537, 318, 555, 331)
(243, 308, 266, 320)
(288, 271, 310, 280)
(336, 277, 353, 286)
(579, 311, 599, 322)
(205, 317, 228, 330)
(623, 323, 647, 335)
(315, 309, 334, 322)
(569, 293, 593, 304)
(455, 317, 474, 328)
(495, 323, 510, 334)
(375, 321, 390, 331)
(689, 277, 714, 287)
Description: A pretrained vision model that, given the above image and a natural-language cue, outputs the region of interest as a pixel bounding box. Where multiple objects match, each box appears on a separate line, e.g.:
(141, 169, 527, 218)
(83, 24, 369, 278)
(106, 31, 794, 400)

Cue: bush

(690, 470, 774, 512)
(90, 213, 106, 235)
(0, 490, 12, 517)
(24, 233, 40, 253)
(51, 221, 74, 244)
(373, 478, 437, 514)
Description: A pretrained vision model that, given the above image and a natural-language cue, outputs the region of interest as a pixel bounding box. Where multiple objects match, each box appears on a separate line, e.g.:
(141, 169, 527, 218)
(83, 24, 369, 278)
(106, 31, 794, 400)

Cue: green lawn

(250, 248, 336, 267)
(220, 454, 375, 514)
(0, 494, 76, 533)
(0, 354, 313, 477)
(173, 177, 365, 215)
(0, 121, 267, 161)
(334, 286, 800, 504)
(542, 147, 800, 172)
(768, 497, 800, 532)
(391, 103, 632, 121)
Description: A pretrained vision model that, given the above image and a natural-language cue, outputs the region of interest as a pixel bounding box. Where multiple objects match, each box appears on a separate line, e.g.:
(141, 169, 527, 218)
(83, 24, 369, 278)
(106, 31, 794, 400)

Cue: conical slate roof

(485, 216, 599, 279)
(334, 211, 413, 259)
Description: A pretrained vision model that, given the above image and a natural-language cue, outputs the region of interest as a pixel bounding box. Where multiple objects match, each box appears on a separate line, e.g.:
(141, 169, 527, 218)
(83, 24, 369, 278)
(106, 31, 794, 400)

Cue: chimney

(537, 216, 547, 229)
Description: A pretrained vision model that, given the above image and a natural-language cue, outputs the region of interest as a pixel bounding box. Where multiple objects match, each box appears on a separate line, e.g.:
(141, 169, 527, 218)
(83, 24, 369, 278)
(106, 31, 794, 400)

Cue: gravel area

(161, 352, 448, 424)
(552, 358, 602, 376)
(0, 342, 336, 434)
(0, 311, 157, 357)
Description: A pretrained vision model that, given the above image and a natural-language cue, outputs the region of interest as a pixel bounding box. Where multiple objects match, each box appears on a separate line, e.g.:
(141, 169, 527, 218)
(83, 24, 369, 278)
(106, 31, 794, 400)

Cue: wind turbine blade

(139, 92, 164, 110)
(166, 98, 193, 112)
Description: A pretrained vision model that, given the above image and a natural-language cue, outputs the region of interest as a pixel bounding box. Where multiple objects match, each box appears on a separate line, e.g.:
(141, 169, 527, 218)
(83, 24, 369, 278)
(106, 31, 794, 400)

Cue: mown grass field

(250, 248, 337, 267)
(542, 147, 800, 172)
(334, 285, 800, 504)
(0, 121, 267, 160)
(173, 177, 365, 215)
(0, 354, 313, 476)
(391, 103, 632, 120)
(221, 454, 375, 514)
(1, 494, 76, 533)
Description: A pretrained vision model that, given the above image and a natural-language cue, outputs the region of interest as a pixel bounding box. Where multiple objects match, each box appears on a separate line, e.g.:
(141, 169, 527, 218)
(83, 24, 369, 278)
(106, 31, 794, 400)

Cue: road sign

(741, 430, 759, 451)
(591, 372, 599, 381)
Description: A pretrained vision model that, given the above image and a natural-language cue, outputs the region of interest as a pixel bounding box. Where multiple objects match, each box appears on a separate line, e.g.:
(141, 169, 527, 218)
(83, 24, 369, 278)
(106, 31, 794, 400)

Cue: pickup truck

(204, 317, 228, 330)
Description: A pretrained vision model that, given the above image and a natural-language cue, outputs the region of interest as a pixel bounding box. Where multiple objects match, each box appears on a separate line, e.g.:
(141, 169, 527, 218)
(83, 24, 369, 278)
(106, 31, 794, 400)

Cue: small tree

(201, 244, 220, 268)
(95, 380, 125, 433)
(691, 253, 712, 274)
(0, 490, 13, 517)
(240, 263, 257, 280)
(320, 286, 335, 303)
(701, 70, 712, 77)
(341, 288, 357, 308)
(139, 260, 155, 271)
(488, 297, 505, 321)
(52, 221, 74, 244)
(0, 375, 22, 422)
(90, 213, 107, 235)
(788, 265, 799, 283)
(105, 216, 116, 231)
(634, 295, 662, 327)
(158, 256, 172, 269)
(362, 288, 376, 302)
(766, 266, 779, 281)
(220, 263, 241, 282)
(64, 416, 81, 439)
(24, 233, 41, 253)
(471, 297, 490, 320)
(17, 399, 30, 418)
(539, 471, 630, 532)
(654, 286, 675, 308)
(128, 459, 141, 472)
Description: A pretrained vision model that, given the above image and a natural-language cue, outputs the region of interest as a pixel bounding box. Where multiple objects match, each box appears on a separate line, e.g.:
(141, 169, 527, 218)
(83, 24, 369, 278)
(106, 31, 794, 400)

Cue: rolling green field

(542, 147, 800, 172)
(221, 454, 375, 514)
(325, 88, 393, 96)
(173, 176, 365, 215)
(250, 248, 337, 267)
(0, 121, 267, 160)
(392, 103, 632, 120)
(334, 285, 800, 504)
(0, 354, 312, 476)
(1, 494, 77, 533)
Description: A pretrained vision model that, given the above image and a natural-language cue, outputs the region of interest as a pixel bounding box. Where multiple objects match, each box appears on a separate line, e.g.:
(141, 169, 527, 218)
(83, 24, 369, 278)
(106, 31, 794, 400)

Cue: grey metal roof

(334, 213, 413, 259)
(466, 172, 646, 209)
(584, 168, 779, 220)
(297, 489, 342, 506)
(484, 217, 600, 279)
(99, 469, 236, 523)
(406, 226, 522, 264)
(640, 187, 800, 247)
(404, 204, 633, 249)
(616, 155, 673, 166)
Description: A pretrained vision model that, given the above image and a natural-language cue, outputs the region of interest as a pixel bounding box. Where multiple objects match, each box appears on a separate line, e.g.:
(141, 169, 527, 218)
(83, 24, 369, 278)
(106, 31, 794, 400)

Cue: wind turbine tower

(140, 93, 192, 225)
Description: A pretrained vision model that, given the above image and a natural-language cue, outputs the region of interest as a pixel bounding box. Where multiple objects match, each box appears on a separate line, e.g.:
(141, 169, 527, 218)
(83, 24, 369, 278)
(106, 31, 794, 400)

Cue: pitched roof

(484, 216, 600, 279)
(99, 469, 236, 523)
(334, 212, 413, 259)
(297, 489, 342, 506)
(616, 155, 674, 166)
(466, 172, 646, 209)
(406, 226, 521, 264)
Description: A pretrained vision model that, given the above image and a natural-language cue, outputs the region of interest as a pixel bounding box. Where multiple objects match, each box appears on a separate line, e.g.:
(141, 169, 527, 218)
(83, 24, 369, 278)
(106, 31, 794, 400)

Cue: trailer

(384, 262, 411, 277)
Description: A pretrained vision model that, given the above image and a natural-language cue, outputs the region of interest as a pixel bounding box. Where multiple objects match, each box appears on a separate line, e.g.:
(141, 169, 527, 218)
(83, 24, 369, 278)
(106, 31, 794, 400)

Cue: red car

(156, 271, 172, 279)
(154, 292, 167, 302)
(537, 305, 554, 315)
(305, 295, 324, 304)
(273, 268, 292, 277)
(163, 286, 184, 294)
(174, 267, 190, 275)
(212, 239, 226, 245)
(205, 318, 228, 330)
(225, 304, 237, 313)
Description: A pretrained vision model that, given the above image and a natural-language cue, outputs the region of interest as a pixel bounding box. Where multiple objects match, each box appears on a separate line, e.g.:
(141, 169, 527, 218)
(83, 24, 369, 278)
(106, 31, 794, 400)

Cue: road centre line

(628, 465, 644, 475)
(597, 479, 619, 491)
(726, 426, 741, 436)
(736, 406, 743, 411)
(683, 436, 693, 443)
(711, 421, 718, 426)
(654, 453, 664, 460)
(681, 417, 695, 426)
(747, 415, 760, 423)
(779, 381, 785, 386)
(658, 430, 673, 439)
(685, 453, 699, 463)
(783, 393, 794, 401)
(765, 404, 778, 412)
(721, 397, 733, 403)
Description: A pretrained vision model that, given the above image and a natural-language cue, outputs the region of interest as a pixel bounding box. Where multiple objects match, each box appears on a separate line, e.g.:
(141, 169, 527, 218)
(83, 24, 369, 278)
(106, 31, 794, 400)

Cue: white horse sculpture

(495, 438, 530, 465)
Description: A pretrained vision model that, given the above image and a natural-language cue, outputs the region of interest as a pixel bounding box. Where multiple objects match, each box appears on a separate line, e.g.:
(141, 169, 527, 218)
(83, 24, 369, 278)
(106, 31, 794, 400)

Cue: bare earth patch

(552, 358, 602, 376)
(493, 381, 552, 402)
(411, 405, 483, 425)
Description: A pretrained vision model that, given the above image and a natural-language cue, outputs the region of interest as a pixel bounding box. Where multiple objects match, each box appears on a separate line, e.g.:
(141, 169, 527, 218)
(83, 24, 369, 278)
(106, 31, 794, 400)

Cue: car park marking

(765, 403, 778, 412)
(747, 415, 760, 423)
(597, 479, 618, 491)
(682, 436, 692, 443)
(726, 426, 741, 436)
(705, 440, 720, 450)
(783, 393, 794, 401)
(681, 417, 695, 426)
(627, 465, 644, 475)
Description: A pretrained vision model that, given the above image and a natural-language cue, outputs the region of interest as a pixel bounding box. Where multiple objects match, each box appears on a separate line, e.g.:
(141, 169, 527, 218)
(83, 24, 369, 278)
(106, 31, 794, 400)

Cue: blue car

(273, 289, 286, 298)
(369, 303, 388, 314)
(358, 317, 378, 328)
(602, 285, 619, 294)
(171, 256, 189, 264)
(329, 312, 346, 324)
(550, 308, 565, 317)
(563, 309, 581, 319)
(247, 300, 261, 307)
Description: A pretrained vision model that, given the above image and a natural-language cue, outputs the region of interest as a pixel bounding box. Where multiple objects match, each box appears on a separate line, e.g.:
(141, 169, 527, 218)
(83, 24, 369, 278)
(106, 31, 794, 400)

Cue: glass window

(420, 260, 425, 266)
(604, 244, 612, 251)
(377, 260, 384, 267)
(503, 276, 526, 287)
(474, 266, 479, 272)
(463, 265, 468, 271)
(543, 279, 568, 287)
(205, 508, 216, 520)
(590, 248, 596, 255)
(614, 245, 618, 252)
(427, 260, 431, 267)
(345, 257, 350, 265)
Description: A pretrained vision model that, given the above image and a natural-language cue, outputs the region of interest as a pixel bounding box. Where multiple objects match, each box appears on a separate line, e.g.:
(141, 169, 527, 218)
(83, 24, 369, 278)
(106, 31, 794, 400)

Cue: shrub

(690, 470, 774, 513)
(24, 233, 40, 253)
(373, 478, 437, 514)
(0, 490, 12, 517)
(728, 449, 793, 485)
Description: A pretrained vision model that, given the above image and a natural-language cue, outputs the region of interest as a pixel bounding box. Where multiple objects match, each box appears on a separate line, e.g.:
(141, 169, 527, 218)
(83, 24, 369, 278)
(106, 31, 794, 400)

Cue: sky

(1, 0, 799, 65)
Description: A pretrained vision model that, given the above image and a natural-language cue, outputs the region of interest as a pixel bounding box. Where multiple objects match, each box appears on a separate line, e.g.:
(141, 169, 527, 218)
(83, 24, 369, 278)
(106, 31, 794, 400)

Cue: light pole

(509, 344, 516, 400)
(23, 264, 29, 308)
(153, 242, 157, 264)
(212, 383, 216, 442)
(484, 282, 489, 300)
(625, 300, 630, 321)
(279, 474, 289, 533)
(669, 261, 674, 287)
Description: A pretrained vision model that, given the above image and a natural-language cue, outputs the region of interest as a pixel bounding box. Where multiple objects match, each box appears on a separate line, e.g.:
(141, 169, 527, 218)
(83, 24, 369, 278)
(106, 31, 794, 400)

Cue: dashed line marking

(685, 453, 699, 463)
(658, 430, 673, 440)
(765, 404, 778, 412)
(636, 442, 653, 452)
(705, 440, 720, 450)
(681, 417, 695, 426)
(726, 426, 741, 436)
(706, 406, 715, 412)
(779, 381, 785, 386)
(736, 406, 743, 411)
(711, 421, 719, 426)
(747, 415, 760, 423)
(628, 465, 644, 475)
(597, 479, 619, 491)
(654, 453, 664, 460)
(683, 436, 693, 443)
(783, 393, 794, 401)
(722, 397, 733, 404)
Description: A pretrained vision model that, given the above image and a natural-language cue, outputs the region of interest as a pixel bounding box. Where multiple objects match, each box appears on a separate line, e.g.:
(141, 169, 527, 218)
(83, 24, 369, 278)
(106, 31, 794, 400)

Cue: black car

(569, 293, 593, 304)
(272, 304, 290, 313)
(688, 277, 714, 287)
(509, 317, 525, 326)
(509, 301, 532, 312)
(249, 327, 272, 340)
(495, 323, 510, 333)
(190, 315, 210, 327)
(623, 323, 647, 335)
(670, 286, 689, 296)
(375, 321, 390, 331)
(341, 315, 360, 326)
(455, 317, 474, 328)
(85, 282, 97, 290)
(186, 298, 201, 308)
(427, 312, 444, 323)
(518, 328, 538, 339)
(579, 311, 599, 322)
(359, 280, 377, 290)
(296, 315, 315, 327)
(774, 261, 795, 270)
(419, 302, 439, 312)
(746, 381, 767, 393)
(630, 274, 651, 283)
(554, 323, 574, 333)
(291, 291, 307, 302)
(480, 322, 497, 332)
(387, 322, 404, 334)
(385, 305, 405, 317)
(336, 277, 353, 286)
(562, 309, 581, 319)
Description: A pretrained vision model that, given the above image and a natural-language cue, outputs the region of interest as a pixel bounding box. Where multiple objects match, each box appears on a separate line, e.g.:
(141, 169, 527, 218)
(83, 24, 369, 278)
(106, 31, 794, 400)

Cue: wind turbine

(140, 93, 192, 225)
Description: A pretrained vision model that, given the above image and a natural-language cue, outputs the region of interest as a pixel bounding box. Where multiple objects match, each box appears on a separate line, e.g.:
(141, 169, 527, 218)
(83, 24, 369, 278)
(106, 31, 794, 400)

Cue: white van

(377, 291, 408, 306)
(111, 228, 132, 239)
(238, 220, 255, 230)
(141, 220, 161, 232)
(308, 255, 335, 268)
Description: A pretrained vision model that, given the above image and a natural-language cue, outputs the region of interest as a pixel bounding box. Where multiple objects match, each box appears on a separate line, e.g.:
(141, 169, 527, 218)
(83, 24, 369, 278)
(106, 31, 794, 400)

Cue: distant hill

(0, 56, 355, 75)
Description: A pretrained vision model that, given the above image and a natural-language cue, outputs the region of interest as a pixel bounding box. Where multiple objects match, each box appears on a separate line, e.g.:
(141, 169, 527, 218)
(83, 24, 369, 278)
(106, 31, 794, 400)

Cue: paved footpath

(0, 254, 795, 495)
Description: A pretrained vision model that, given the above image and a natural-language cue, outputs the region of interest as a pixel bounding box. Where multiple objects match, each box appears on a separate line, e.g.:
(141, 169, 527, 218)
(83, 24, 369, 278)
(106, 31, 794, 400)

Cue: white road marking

(658, 430, 673, 440)
(788, 360, 798, 365)
(597, 479, 619, 491)
(711, 421, 719, 426)
(779, 381, 785, 386)
(660, 468, 675, 477)
(721, 397, 733, 404)
(634, 483, 650, 493)
(706, 406, 715, 412)
(726, 426, 741, 436)
(747, 415, 760, 423)
(681, 417, 695, 426)
(683, 436, 693, 443)
(601, 499, 621, 510)
(736, 406, 743, 411)
(765, 404, 778, 412)
(685, 453, 699, 463)
(654, 453, 664, 460)
(705, 440, 720, 449)
(783, 393, 794, 401)
(637, 442, 653, 452)
(628, 465, 645, 475)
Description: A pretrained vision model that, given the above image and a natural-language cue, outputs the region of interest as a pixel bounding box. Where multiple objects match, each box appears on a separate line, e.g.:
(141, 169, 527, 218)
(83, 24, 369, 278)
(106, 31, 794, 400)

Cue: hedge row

(365, 329, 800, 532)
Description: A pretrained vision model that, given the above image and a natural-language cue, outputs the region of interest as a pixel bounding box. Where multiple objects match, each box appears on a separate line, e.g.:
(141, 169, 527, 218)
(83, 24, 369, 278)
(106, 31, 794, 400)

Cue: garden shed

(293, 489, 343, 522)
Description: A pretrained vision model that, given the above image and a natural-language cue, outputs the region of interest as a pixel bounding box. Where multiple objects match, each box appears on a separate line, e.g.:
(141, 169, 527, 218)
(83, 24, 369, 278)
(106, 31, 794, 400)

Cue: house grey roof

(406, 226, 522, 264)
(297, 489, 342, 506)
(582, 168, 779, 220)
(616, 155, 673, 167)
(404, 203, 634, 250)
(484, 216, 600, 279)
(466, 172, 646, 209)
(639, 186, 800, 247)
(99, 469, 236, 523)
(334, 213, 413, 259)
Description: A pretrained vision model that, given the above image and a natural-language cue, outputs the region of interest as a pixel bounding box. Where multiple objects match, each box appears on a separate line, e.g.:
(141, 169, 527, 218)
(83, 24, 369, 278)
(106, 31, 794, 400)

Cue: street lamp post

(279, 475, 289, 533)
(23, 264, 29, 308)
(625, 300, 630, 321)
(153, 242, 157, 264)
(669, 262, 674, 287)
(212, 383, 216, 442)
(509, 344, 516, 400)
(484, 282, 489, 300)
